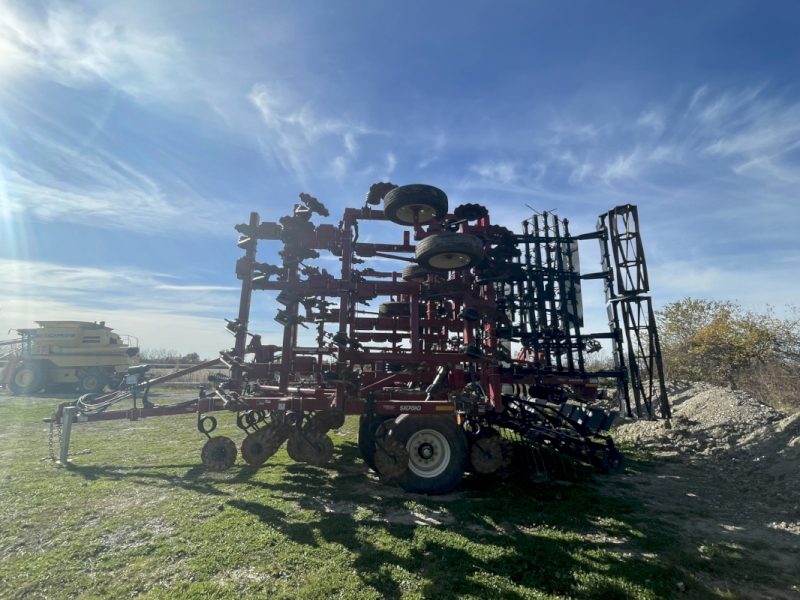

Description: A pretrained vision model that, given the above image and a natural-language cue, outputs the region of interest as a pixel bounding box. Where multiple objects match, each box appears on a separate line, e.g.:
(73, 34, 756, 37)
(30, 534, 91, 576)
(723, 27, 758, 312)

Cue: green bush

(656, 298, 800, 412)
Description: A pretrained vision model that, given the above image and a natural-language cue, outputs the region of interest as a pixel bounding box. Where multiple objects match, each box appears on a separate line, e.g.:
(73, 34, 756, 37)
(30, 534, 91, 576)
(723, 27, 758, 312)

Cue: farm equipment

(48, 183, 669, 494)
(1, 321, 140, 395)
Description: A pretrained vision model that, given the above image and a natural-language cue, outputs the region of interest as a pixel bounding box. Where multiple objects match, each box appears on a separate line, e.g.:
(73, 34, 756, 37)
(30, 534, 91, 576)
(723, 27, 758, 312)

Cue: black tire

(387, 415, 468, 495)
(78, 369, 110, 395)
(379, 302, 411, 317)
(383, 184, 448, 226)
(401, 264, 433, 283)
(415, 233, 484, 272)
(358, 415, 394, 472)
(8, 362, 45, 395)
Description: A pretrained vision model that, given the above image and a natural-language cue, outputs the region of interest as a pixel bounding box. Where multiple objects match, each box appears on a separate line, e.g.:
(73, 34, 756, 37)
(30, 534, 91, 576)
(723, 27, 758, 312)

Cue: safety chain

(47, 415, 62, 462)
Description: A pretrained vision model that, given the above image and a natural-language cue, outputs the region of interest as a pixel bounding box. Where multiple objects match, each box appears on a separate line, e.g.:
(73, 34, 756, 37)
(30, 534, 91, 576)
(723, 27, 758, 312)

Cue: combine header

(49, 183, 669, 494)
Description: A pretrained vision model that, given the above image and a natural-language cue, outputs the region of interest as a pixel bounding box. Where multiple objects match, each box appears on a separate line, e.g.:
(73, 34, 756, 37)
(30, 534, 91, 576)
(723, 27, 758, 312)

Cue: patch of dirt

(97, 517, 174, 552)
(604, 383, 800, 595)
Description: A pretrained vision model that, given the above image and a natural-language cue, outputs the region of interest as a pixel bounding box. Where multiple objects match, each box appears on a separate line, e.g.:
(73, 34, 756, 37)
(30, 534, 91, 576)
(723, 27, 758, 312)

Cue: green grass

(0, 396, 793, 599)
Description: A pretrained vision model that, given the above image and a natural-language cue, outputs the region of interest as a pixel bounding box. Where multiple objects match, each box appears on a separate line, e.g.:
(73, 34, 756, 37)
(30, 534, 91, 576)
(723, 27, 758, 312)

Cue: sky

(0, 0, 798, 358)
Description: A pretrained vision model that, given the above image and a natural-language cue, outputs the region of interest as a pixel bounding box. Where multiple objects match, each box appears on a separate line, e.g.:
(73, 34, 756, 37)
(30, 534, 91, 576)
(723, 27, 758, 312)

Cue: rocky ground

(606, 383, 800, 598)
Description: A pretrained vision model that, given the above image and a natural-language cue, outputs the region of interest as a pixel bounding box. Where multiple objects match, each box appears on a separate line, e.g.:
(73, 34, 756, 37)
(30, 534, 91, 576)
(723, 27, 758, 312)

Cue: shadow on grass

(68, 440, 717, 599)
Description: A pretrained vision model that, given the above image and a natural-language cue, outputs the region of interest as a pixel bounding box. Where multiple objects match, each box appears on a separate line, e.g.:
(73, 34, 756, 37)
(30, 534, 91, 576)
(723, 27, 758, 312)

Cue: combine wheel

(383, 184, 448, 226)
(470, 435, 504, 474)
(379, 302, 411, 317)
(387, 415, 468, 495)
(374, 438, 410, 478)
(358, 415, 394, 472)
(201, 436, 237, 472)
(8, 362, 45, 395)
(415, 233, 484, 272)
(78, 368, 110, 395)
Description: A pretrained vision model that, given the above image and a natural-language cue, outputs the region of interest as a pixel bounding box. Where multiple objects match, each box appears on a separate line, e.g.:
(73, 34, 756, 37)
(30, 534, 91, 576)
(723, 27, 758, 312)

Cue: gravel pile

(615, 382, 800, 498)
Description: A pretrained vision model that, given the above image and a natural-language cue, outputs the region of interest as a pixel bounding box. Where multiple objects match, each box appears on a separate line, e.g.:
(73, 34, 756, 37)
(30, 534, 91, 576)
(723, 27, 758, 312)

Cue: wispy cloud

(0, 134, 230, 234)
(249, 83, 376, 181)
(0, 5, 192, 101)
(470, 160, 518, 185)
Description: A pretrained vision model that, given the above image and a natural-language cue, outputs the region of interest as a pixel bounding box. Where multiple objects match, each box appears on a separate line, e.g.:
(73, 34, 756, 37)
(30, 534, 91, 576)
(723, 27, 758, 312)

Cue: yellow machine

(0, 321, 140, 395)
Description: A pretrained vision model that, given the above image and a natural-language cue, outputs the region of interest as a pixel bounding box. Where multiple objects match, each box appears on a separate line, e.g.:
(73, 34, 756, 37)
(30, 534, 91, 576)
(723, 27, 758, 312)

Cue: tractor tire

(386, 414, 468, 495)
(415, 233, 484, 272)
(78, 369, 110, 395)
(383, 184, 448, 226)
(358, 415, 394, 472)
(401, 264, 433, 283)
(8, 362, 46, 396)
(379, 302, 411, 317)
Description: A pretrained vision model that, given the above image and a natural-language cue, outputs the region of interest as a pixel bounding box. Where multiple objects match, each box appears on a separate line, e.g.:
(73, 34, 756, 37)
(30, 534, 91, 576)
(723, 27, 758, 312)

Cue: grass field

(0, 395, 788, 599)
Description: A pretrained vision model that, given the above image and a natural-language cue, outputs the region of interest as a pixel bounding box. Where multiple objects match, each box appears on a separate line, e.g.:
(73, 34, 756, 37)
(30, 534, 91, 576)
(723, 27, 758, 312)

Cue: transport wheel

(383, 184, 448, 226)
(201, 436, 237, 472)
(379, 302, 411, 317)
(8, 362, 45, 395)
(78, 369, 109, 395)
(358, 415, 394, 472)
(401, 264, 434, 283)
(387, 415, 468, 495)
(415, 233, 484, 272)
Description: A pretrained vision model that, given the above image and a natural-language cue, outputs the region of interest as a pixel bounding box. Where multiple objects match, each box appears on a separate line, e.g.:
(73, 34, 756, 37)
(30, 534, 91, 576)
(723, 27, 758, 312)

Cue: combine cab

(0, 321, 140, 395)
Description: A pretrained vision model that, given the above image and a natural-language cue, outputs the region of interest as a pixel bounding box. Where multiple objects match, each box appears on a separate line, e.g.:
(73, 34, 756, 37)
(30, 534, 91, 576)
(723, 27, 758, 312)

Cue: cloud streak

(0, 134, 231, 234)
(249, 83, 377, 182)
(0, 5, 192, 101)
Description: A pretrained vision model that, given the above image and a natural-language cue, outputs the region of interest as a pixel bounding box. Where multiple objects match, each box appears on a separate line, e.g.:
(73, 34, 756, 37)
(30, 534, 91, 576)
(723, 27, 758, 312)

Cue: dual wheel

(383, 184, 485, 273)
(359, 414, 469, 495)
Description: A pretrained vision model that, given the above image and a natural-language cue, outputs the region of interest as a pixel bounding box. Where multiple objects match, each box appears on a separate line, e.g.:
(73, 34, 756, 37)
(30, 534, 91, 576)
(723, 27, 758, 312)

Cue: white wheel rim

(429, 252, 472, 269)
(395, 204, 437, 224)
(16, 371, 35, 386)
(406, 428, 451, 478)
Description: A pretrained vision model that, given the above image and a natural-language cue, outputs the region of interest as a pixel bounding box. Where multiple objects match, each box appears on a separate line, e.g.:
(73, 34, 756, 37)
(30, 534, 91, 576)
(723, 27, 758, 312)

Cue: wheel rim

(395, 204, 438, 224)
(15, 370, 35, 386)
(406, 428, 451, 478)
(428, 252, 472, 269)
(83, 376, 98, 390)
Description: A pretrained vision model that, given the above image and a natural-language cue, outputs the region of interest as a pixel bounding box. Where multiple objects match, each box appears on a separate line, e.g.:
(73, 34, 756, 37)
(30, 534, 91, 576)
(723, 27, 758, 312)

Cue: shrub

(656, 298, 800, 411)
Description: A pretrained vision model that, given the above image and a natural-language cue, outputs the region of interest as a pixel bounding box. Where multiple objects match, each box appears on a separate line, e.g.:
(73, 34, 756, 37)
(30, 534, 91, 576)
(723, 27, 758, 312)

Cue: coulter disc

(470, 436, 504, 474)
(201, 436, 237, 472)
(374, 438, 410, 479)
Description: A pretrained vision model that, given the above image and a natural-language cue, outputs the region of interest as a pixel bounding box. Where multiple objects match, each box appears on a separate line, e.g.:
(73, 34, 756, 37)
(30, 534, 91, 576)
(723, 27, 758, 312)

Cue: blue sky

(1, 1, 798, 357)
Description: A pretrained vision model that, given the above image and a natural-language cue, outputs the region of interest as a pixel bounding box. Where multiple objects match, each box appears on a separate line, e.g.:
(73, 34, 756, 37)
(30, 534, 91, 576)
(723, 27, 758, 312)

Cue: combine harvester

(48, 183, 670, 494)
